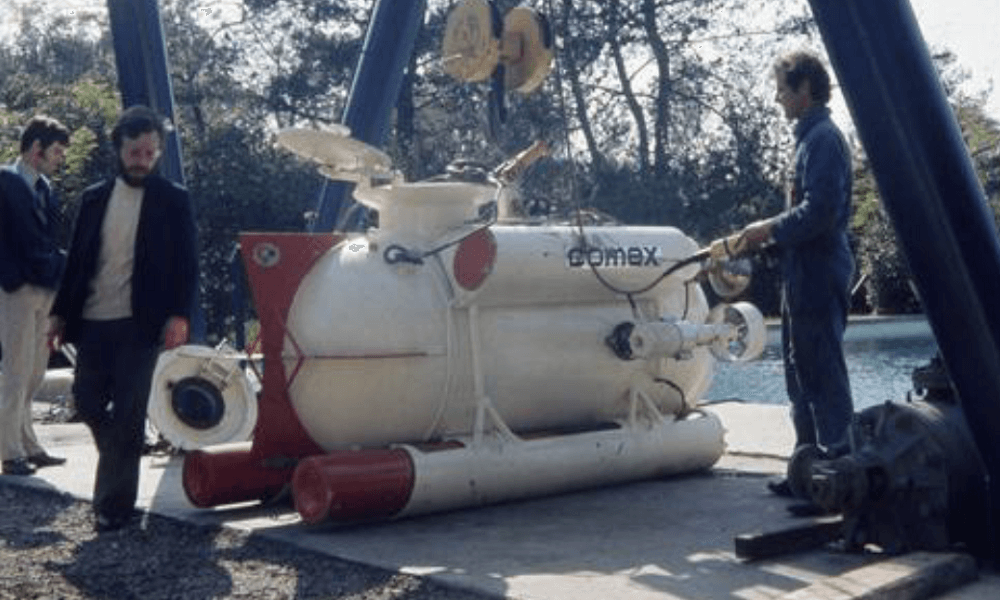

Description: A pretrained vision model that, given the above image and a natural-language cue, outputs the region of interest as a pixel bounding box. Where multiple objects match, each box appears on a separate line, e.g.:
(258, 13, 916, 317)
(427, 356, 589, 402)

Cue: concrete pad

(934, 574, 1000, 600)
(780, 552, 977, 600)
(8, 401, 995, 600)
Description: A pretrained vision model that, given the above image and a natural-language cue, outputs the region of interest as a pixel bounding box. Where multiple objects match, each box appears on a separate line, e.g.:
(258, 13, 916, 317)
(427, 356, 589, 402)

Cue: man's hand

(163, 316, 190, 350)
(709, 219, 775, 260)
(740, 219, 774, 252)
(47, 316, 65, 352)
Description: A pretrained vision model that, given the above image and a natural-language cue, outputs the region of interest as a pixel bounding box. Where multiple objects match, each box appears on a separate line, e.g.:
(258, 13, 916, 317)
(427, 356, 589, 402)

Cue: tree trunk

(642, 0, 670, 177)
(607, 0, 650, 173)
(561, 0, 605, 173)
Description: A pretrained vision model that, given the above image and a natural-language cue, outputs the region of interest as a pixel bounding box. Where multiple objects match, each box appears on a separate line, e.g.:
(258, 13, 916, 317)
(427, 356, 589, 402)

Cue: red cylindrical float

(183, 444, 295, 508)
(292, 448, 414, 524)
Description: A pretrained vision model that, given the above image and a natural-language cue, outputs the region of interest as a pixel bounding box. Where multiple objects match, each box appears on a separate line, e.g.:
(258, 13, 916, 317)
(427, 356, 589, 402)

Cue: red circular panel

(453, 228, 497, 291)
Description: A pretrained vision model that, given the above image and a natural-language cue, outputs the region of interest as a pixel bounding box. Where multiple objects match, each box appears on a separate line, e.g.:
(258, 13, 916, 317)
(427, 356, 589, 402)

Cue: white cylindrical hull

(401, 409, 725, 516)
(283, 225, 714, 451)
(291, 409, 725, 523)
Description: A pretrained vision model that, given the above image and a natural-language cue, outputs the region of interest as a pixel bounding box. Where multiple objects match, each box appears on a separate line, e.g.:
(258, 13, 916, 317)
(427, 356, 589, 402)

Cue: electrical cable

(654, 377, 689, 418)
(382, 179, 501, 265)
(541, 0, 745, 304)
(383, 218, 497, 265)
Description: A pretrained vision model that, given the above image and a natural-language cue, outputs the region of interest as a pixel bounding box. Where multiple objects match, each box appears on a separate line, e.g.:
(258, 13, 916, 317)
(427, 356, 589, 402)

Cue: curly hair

(774, 51, 832, 106)
(19, 115, 70, 154)
(111, 105, 169, 151)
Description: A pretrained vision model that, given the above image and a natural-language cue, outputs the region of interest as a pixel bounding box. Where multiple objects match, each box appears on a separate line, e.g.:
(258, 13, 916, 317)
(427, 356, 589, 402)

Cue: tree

(850, 53, 1000, 315)
(6, 0, 994, 326)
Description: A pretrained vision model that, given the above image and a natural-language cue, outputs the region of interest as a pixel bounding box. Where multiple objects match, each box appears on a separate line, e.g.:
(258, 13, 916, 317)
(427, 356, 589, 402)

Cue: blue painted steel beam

(808, 0, 1000, 558)
(106, 0, 185, 185)
(310, 0, 427, 232)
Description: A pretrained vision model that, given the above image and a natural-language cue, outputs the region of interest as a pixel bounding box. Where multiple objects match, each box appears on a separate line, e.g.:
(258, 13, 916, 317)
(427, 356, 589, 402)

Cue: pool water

(705, 316, 938, 411)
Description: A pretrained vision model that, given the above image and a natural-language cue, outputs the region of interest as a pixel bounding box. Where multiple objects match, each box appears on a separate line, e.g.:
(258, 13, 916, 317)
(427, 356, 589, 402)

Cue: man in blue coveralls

(734, 51, 855, 498)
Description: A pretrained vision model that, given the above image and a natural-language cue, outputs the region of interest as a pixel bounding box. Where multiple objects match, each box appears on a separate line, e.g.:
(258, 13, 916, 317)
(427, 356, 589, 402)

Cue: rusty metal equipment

(786, 359, 990, 556)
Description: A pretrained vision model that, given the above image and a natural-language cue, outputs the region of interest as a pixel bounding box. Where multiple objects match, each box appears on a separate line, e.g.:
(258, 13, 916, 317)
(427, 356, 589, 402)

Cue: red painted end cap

(183, 448, 294, 508)
(292, 448, 415, 524)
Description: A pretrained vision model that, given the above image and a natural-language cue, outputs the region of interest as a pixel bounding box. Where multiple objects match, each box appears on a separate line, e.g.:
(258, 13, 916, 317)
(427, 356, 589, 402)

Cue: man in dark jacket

(0, 115, 71, 476)
(51, 105, 198, 531)
(733, 52, 855, 497)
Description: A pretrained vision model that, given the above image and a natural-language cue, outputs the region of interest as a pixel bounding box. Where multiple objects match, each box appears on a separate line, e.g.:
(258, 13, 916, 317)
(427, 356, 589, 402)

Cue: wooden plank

(735, 516, 844, 561)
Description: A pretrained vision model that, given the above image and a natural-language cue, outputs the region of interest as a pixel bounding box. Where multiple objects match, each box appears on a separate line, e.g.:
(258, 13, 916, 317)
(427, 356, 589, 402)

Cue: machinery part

(604, 322, 636, 360)
(911, 352, 953, 400)
(620, 319, 724, 361)
(183, 442, 294, 508)
(787, 399, 990, 556)
(353, 179, 496, 242)
(705, 256, 752, 299)
(149, 344, 259, 450)
(500, 7, 554, 94)
(275, 127, 395, 184)
(707, 302, 765, 362)
(787, 444, 830, 501)
(607, 302, 763, 363)
(442, 1, 553, 95)
(441, 0, 501, 83)
(170, 377, 225, 430)
(291, 410, 723, 524)
(708, 231, 752, 260)
(293, 448, 415, 524)
(494, 140, 549, 185)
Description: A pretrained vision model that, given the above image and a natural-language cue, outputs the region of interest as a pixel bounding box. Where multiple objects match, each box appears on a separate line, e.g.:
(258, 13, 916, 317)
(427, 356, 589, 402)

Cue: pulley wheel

(787, 444, 825, 500)
(442, 0, 501, 83)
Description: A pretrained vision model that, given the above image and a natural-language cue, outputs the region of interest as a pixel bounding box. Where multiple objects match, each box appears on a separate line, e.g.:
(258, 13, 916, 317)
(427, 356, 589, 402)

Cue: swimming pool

(704, 315, 938, 411)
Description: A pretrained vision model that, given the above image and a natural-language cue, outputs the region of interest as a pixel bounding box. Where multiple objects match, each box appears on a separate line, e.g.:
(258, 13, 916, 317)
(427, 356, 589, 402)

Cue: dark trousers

(781, 297, 854, 453)
(72, 319, 160, 521)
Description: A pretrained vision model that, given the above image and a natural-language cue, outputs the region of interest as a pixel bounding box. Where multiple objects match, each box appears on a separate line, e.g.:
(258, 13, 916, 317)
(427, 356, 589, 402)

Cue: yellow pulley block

(501, 7, 554, 94)
(442, 0, 501, 83)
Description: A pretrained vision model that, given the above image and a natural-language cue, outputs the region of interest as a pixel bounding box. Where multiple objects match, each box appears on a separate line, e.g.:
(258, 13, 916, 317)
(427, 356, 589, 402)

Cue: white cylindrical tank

(283, 222, 714, 451)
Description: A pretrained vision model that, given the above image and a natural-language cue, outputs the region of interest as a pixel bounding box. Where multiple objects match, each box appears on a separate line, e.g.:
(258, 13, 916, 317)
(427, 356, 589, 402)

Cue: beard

(119, 160, 155, 187)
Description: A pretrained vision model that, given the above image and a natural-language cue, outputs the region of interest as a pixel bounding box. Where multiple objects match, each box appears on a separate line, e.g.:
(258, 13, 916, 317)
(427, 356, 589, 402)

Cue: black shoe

(28, 452, 66, 468)
(787, 502, 833, 517)
(2, 458, 36, 476)
(95, 513, 130, 533)
(767, 478, 794, 498)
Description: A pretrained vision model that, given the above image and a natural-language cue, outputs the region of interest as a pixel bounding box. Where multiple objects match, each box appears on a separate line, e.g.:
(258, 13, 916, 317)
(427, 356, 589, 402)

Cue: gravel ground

(0, 482, 496, 600)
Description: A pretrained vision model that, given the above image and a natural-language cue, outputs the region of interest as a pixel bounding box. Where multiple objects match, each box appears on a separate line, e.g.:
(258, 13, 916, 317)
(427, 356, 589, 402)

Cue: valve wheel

(787, 444, 825, 500)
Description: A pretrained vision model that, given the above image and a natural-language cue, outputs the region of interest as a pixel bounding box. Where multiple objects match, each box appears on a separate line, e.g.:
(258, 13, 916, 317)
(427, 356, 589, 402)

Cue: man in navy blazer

(0, 115, 71, 477)
(51, 105, 199, 532)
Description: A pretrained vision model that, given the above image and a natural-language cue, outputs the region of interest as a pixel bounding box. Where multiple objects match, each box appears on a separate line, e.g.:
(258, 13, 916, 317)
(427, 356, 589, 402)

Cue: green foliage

(71, 80, 120, 127)
(848, 96, 1000, 315)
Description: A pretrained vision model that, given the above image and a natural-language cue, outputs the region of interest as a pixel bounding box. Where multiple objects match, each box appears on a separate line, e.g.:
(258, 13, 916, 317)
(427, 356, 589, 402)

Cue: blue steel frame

(310, 0, 427, 232)
(106, 0, 185, 185)
(810, 0, 1000, 560)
